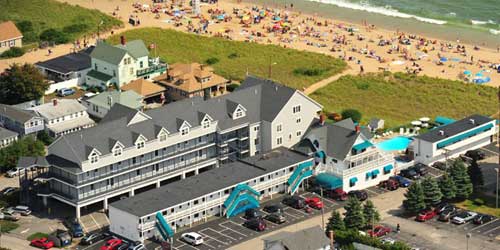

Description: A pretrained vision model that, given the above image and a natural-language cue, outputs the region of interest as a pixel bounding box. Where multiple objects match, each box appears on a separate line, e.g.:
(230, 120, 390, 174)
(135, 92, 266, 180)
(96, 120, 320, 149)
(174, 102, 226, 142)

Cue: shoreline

(244, 0, 500, 50)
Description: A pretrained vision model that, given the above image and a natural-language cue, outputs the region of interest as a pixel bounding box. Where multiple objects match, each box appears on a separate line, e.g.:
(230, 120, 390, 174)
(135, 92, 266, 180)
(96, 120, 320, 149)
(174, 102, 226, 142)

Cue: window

(136, 141, 145, 149)
(276, 124, 283, 132)
(254, 138, 260, 145)
(90, 184, 94, 190)
(90, 154, 99, 163)
(276, 137, 283, 145)
(235, 110, 243, 118)
(140, 61, 144, 68)
(254, 126, 260, 131)
(296, 130, 302, 137)
(296, 117, 302, 123)
(113, 147, 122, 157)
(113, 70, 116, 77)
(159, 133, 167, 142)
(9, 40, 14, 47)
(181, 127, 189, 135)
(202, 119, 210, 129)
(129, 67, 134, 75)
(293, 105, 301, 113)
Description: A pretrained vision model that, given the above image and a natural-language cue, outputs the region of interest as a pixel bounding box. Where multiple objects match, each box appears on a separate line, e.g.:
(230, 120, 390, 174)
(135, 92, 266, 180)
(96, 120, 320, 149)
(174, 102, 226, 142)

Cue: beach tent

(473, 76, 491, 84)
(463, 70, 472, 75)
(440, 57, 448, 62)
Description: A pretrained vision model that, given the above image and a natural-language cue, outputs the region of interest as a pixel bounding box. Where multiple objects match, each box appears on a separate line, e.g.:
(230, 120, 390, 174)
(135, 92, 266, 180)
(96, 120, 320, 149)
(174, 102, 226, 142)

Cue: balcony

(336, 150, 394, 177)
(136, 64, 167, 77)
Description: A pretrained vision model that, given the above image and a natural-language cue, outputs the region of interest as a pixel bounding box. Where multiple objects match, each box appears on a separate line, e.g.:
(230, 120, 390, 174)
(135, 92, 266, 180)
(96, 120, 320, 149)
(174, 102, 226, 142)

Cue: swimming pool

(376, 136, 412, 151)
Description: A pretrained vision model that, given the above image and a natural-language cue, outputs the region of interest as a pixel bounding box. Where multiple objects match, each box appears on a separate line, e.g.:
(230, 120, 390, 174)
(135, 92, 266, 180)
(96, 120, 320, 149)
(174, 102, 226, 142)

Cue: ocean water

(247, 0, 500, 48)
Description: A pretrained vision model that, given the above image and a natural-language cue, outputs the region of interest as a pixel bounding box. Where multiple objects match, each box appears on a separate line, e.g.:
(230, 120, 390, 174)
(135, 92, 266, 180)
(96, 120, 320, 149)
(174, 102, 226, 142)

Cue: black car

(243, 218, 267, 231)
(348, 190, 368, 201)
(438, 208, 458, 222)
(80, 232, 106, 245)
(434, 203, 455, 214)
(264, 213, 286, 224)
(400, 169, 419, 180)
(411, 163, 429, 176)
(263, 204, 283, 214)
(473, 214, 495, 225)
(244, 208, 262, 219)
(282, 196, 306, 209)
(465, 150, 486, 161)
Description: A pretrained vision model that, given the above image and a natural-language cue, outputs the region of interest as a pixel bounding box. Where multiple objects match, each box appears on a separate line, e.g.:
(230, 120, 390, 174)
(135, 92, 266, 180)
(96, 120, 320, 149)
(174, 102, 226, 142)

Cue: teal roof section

(315, 173, 343, 189)
(155, 212, 174, 239)
(366, 172, 372, 178)
(353, 141, 374, 152)
(226, 193, 260, 217)
(372, 169, 380, 176)
(437, 123, 494, 149)
(87, 90, 144, 110)
(383, 164, 394, 173)
(290, 169, 313, 194)
(350, 177, 358, 183)
(435, 116, 456, 125)
(86, 69, 113, 82)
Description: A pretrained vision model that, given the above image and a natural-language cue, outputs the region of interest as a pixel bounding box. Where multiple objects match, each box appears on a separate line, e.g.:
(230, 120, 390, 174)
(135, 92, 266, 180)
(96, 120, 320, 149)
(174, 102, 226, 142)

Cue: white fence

(45, 78, 78, 94)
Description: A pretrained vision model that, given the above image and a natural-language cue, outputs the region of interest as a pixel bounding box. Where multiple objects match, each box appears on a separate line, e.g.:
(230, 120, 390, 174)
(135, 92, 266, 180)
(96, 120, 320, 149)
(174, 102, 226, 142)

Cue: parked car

(452, 211, 478, 224)
(381, 237, 396, 245)
(31, 238, 54, 249)
(438, 208, 458, 222)
(100, 238, 123, 250)
(13, 205, 31, 216)
(473, 214, 495, 225)
(48, 229, 72, 247)
(0, 211, 20, 221)
(263, 204, 283, 214)
(117, 243, 130, 250)
(325, 188, 348, 201)
(243, 218, 267, 231)
(411, 163, 429, 176)
(348, 190, 368, 201)
(6, 167, 23, 178)
(57, 88, 76, 97)
(69, 221, 84, 237)
(434, 203, 455, 214)
(465, 150, 486, 161)
(399, 169, 419, 180)
(0, 187, 17, 196)
(181, 232, 204, 246)
(264, 212, 286, 224)
(368, 225, 391, 237)
(416, 209, 437, 222)
(128, 243, 147, 250)
(282, 196, 306, 209)
(378, 179, 399, 191)
(2, 208, 21, 218)
(389, 176, 410, 188)
(305, 197, 324, 209)
(244, 208, 262, 220)
(80, 232, 106, 245)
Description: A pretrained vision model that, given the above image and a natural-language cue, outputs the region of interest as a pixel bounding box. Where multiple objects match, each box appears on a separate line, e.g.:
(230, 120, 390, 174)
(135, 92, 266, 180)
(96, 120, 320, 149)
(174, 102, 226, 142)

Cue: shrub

(205, 57, 220, 65)
(39, 28, 69, 44)
(226, 83, 239, 92)
(16, 20, 33, 33)
(473, 198, 485, 206)
(0, 47, 25, 58)
(341, 109, 362, 123)
(293, 67, 327, 76)
(37, 131, 54, 146)
(63, 23, 89, 34)
(227, 52, 239, 59)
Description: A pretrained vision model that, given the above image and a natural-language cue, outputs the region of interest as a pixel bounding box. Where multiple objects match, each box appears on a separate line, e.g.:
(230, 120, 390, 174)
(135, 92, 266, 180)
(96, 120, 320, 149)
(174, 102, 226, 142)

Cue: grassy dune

(311, 72, 497, 128)
(108, 28, 346, 89)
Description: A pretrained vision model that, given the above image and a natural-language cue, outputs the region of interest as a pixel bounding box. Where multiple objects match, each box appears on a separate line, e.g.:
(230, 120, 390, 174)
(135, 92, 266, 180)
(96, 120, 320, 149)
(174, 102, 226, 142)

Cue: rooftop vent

(438, 130, 445, 136)
(469, 119, 475, 125)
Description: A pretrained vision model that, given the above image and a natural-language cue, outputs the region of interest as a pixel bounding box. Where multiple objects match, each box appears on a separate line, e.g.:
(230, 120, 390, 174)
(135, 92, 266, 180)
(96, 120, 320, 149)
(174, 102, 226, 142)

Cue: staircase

(287, 161, 314, 195)
(155, 212, 174, 241)
(223, 184, 260, 218)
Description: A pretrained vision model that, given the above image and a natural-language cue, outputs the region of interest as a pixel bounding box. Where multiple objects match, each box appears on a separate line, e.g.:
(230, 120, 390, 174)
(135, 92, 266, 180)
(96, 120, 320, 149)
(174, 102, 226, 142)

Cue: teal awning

(383, 164, 394, 172)
(315, 150, 326, 159)
(366, 172, 372, 178)
(350, 177, 358, 183)
(435, 116, 456, 125)
(372, 169, 380, 176)
(437, 123, 494, 149)
(316, 173, 343, 189)
(353, 141, 374, 152)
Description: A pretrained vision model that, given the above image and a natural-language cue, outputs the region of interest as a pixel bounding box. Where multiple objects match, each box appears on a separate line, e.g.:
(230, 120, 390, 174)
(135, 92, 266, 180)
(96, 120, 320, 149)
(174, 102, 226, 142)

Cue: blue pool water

(376, 136, 412, 151)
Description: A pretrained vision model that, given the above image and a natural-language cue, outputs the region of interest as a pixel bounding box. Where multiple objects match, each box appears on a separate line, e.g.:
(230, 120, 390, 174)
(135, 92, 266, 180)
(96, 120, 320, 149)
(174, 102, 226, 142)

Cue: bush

(37, 131, 54, 146)
(226, 83, 239, 92)
(27, 232, 49, 241)
(227, 52, 239, 59)
(0, 221, 19, 233)
(293, 67, 327, 76)
(39, 28, 69, 44)
(341, 109, 362, 123)
(0, 47, 25, 58)
(473, 198, 485, 206)
(16, 20, 33, 33)
(205, 57, 220, 65)
(63, 23, 89, 34)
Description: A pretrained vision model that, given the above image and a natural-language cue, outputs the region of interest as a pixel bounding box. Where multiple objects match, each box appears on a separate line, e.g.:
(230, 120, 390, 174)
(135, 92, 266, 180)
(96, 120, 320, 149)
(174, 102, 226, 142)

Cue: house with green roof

(81, 90, 144, 119)
(86, 39, 167, 88)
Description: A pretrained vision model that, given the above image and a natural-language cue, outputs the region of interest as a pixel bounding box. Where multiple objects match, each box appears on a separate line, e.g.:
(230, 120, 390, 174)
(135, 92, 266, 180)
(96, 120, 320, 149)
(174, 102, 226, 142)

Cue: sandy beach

(1, 0, 499, 87)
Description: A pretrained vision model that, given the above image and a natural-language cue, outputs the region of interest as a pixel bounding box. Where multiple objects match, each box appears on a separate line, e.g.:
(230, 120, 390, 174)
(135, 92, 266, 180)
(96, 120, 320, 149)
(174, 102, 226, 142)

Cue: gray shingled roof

(47, 76, 304, 168)
(29, 99, 87, 120)
(263, 226, 331, 250)
(109, 147, 311, 217)
(17, 156, 49, 169)
(414, 114, 493, 143)
(35, 47, 93, 74)
(0, 127, 17, 140)
(0, 104, 39, 123)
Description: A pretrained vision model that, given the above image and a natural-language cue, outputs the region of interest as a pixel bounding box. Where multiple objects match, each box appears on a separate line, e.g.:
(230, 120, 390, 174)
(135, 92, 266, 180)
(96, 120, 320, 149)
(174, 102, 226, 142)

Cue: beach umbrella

(440, 57, 448, 62)
(419, 117, 430, 122)
(218, 14, 225, 20)
(475, 72, 483, 77)
(463, 70, 472, 75)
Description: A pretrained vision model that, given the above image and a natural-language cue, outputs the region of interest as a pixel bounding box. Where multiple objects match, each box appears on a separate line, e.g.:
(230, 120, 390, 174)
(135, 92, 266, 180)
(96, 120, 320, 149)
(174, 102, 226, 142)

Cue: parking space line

(481, 147, 498, 155)
(198, 230, 229, 246)
(199, 239, 217, 249)
(472, 219, 499, 232)
(90, 214, 100, 231)
(365, 188, 379, 195)
(219, 222, 246, 237)
(483, 225, 500, 235)
(201, 227, 236, 241)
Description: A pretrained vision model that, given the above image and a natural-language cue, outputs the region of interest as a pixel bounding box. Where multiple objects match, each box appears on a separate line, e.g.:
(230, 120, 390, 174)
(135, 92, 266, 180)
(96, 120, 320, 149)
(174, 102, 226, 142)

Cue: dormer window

(90, 153, 99, 163)
(136, 141, 145, 149)
(113, 147, 122, 157)
(159, 133, 167, 142)
(235, 110, 244, 118)
(203, 119, 210, 129)
(181, 127, 189, 135)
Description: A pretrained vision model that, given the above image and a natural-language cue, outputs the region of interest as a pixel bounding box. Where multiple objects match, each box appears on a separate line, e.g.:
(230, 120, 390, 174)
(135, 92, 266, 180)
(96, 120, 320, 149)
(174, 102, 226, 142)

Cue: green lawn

(310, 72, 497, 128)
(455, 194, 500, 217)
(0, 220, 19, 233)
(27, 232, 49, 241)
(107, 28, 346, 89)
(0, 0, 122, 44)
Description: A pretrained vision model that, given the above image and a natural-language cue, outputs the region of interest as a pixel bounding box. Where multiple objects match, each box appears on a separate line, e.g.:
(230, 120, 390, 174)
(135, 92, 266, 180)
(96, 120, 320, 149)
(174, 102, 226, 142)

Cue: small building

(35, 46, 94, 94)
(86, 38, 166, 88)
(0, 127, 18, 148)
(411, 114, 495, 165)
(154, 63, 227, 102)
(0, 21, 23, 53)
(29, 99, 95, 137)
(263, 226, 331, 250)
(368, 118, 384, 132)
(0, 104, 44, 136)
(121, 78, 165, 104)
(81, 90, 144, 119)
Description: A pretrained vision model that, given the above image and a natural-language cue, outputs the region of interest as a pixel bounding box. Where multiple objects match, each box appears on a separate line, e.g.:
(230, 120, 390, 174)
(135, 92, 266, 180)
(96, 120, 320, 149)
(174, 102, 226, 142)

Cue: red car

(416, 209, 437, 222)
(326, 188, 348, 201)
(368, 225, 391, 237)
(305, 197, 324, 209)
(31, 238, 54, 249)
(100, 238, 123, 250)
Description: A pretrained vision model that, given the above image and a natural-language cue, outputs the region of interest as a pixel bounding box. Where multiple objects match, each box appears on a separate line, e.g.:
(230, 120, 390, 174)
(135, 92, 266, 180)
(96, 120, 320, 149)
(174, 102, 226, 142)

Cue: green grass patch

(455, 194, 500, 217)
(27, 232, 49, 241)
(0, 220, 19, 233)
(0, 0, 122, 44)
(311, 72, 497, 128)
(108, 28, 346, 89)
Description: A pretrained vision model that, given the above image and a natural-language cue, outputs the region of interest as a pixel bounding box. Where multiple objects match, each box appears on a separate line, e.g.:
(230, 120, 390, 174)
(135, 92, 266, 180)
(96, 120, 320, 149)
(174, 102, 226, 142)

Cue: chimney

(52, 99, 57, 106)
(469, 119, 475, 125)
(120, 36, 126, 46)
(355, 125, 361, 133)
(319, 114, 326, 125)
(328, 230, 335, 249)
(439, 130, 445, 136)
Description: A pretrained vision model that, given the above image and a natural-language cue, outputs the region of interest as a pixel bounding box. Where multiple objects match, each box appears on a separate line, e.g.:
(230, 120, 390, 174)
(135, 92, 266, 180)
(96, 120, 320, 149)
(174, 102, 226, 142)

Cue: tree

(363, 200, 380, 229)
(403, 182, 426, 214)
(343, 196, 365, 230)
(341, 109, 362, 123)
(421, 177, 442, 207)
(0, 63, 49, 104)
(439, 173, 456, 200)
(450, 160, 473, 200)
(37, 131, 54, 146)
(0, 137, 45, 172)
(326, 210, 345, 232)
(39, 28, 69, 44)
(468, 160, 484, 193)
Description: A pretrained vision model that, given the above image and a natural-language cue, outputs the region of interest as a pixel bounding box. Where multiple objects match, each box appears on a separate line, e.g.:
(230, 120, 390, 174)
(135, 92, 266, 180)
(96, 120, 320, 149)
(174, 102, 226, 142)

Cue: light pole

(466, 233, 471, 250)
(495, 168, 499, 209)
(268, 61, 277, 79)
(320, 186, 325, 230)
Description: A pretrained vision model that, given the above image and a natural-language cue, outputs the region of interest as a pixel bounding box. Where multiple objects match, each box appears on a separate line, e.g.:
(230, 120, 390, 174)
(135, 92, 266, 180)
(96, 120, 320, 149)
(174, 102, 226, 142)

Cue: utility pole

(495, 168, 499, 209)
(320, 186, 325, 230)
